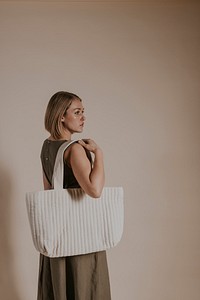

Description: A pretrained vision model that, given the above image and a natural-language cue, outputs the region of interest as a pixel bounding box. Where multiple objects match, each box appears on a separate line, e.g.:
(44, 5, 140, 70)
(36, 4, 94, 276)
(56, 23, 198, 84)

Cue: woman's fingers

(78, 139, 99, 153)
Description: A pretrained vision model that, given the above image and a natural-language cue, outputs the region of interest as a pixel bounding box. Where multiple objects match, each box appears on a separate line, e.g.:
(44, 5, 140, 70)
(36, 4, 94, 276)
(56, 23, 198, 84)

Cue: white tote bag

(26, 140, 124, 257)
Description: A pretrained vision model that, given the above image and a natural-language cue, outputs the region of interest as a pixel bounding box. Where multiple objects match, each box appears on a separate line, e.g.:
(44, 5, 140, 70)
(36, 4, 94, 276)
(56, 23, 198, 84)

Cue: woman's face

(61, 99, 85, 135)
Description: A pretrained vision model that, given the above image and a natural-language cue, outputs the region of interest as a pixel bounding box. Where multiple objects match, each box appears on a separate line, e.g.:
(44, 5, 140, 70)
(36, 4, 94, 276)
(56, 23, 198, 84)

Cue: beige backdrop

(0, 1, 200, 299)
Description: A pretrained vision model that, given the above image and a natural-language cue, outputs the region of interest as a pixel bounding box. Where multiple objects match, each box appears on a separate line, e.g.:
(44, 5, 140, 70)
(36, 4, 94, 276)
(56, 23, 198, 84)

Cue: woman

(38, 91, 111, 300)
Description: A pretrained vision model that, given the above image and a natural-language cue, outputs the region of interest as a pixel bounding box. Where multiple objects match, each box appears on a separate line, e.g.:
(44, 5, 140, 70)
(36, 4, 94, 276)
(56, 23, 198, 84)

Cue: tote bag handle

(52, 139, 80, 190)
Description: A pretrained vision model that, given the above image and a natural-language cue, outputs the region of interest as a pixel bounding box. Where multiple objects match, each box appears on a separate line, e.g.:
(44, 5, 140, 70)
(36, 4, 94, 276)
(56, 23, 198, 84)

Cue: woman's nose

(81, 114, 86, 121)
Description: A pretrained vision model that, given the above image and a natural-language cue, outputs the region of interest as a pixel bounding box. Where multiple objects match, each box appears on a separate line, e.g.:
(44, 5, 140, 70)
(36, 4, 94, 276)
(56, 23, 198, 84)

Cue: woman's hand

(78, 139, 102, 154)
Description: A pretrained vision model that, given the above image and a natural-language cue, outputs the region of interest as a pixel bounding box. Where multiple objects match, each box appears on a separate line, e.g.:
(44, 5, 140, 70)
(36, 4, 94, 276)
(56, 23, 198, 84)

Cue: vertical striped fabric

(26, 187, 124, 257)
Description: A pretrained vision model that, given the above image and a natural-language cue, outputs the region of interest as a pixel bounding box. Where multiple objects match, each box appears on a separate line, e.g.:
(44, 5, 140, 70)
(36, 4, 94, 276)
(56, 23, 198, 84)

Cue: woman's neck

(61, 129, 72, 140)
(48, 129, 73, 141)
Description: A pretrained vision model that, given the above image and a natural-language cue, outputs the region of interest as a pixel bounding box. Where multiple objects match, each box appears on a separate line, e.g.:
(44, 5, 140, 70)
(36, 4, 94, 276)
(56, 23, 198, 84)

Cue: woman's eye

(75, 110, 84, 115)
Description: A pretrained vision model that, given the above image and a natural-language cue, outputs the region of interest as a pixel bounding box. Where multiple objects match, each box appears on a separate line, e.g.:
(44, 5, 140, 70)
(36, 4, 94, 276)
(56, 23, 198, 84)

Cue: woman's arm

(66, 139, 105, 198)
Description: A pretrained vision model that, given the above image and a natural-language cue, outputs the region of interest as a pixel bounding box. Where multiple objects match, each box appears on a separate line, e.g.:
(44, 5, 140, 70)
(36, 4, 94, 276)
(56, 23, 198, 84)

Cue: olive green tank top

(40, 139, 91, 189)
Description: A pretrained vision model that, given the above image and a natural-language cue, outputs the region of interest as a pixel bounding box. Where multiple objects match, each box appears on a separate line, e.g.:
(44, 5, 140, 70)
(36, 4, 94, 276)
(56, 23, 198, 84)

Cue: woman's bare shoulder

(64, 141, 86, 161)
(70, 141, 85, 151)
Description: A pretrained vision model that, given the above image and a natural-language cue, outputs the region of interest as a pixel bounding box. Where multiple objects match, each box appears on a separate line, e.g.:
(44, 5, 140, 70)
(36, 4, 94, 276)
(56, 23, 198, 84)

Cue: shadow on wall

(0, 163, 21, 300)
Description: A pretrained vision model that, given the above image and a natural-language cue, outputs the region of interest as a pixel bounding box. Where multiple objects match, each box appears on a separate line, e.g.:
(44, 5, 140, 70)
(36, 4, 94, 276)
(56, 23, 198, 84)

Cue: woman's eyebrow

(73, 108, 84, 111)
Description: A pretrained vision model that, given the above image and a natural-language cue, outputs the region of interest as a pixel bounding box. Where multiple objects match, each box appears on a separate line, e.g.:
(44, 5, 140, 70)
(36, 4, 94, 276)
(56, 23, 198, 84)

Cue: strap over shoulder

(52, 139, 80, 189)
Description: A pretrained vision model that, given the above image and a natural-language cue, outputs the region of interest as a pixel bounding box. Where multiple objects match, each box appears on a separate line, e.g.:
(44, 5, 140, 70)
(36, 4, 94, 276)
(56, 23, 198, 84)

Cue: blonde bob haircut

(44, 91, 82, 140)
